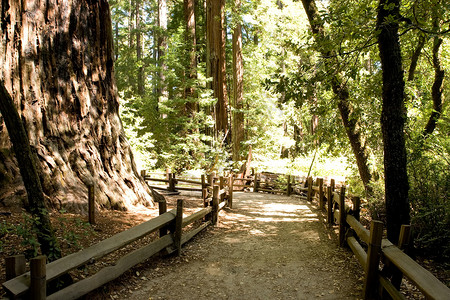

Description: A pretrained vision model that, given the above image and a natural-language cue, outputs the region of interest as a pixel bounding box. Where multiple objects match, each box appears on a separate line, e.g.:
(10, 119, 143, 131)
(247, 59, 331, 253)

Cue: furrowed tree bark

(0, 0, 152, 211)
(232, 0, 244, 162)
(0, 81, 61, 261)
(207, 0, 229, 140)
(377, 0, 410, 243)
(301, 0, 373, 195)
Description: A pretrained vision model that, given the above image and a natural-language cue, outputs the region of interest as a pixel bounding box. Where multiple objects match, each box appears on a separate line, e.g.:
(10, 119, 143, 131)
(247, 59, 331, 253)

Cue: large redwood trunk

(0, 0, 152, 212)
(207, 0, 228, 139)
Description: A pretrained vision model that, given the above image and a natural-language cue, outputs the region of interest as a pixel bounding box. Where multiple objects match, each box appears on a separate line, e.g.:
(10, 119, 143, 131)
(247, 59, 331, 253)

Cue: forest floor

(122, 192, 365, 300)
(0, 192, 448, 299)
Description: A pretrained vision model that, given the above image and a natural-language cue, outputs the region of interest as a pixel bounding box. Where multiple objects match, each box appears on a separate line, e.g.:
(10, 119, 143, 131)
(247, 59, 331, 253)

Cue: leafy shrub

(408, 133, 450, 263)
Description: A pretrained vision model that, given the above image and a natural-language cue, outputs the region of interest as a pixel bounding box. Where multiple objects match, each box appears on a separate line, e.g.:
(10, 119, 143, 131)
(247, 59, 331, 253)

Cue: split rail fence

(3, 170, 449, 299)
(143, 170, 450, 298)
(2, 178, 232, 300)
(253, 173, 450, 300)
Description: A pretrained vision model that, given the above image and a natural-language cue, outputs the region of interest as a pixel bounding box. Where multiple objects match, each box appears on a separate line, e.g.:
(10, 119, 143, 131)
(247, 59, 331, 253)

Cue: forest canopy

(111, 0, 449, 258)
(0, 0, 448, 261)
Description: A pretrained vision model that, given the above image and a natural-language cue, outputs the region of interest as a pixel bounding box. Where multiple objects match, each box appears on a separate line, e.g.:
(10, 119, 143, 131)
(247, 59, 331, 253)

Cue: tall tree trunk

(407, 34, 426, 81)
(129, 0, 135, 49)
(0, 82, 61, 261)
(377, 0, 410, 243)
(232, 0, 244, 161)
(301, 0, 373, 195)
(136, 0, 145, 96)
(423, 16, 444, 136)
(184, 0, 198, 114)
(0, 0, 152, 211)
(207, 0, 228, 140)
(158, 0, 168, 104)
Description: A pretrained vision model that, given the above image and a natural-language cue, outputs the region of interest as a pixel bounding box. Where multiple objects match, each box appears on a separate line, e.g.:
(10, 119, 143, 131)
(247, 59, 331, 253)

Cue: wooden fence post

(287, 175, 291, 196)
(168, 173, 176, 192)
(352, 196, 361, 221)
(158, 197, 168, 237)
(228, 174, 234, 209)
(219, 176, 225, 202)
(318, 178, 324, 209)
(201, 175, 208, 207)
(327, 186, 333, 225)
(140, 169, 146, 179)
(254, 173, 259, 192)
(208, 173, 214, 187)
(330, 178, 335, 191)
(307, 177, 313, 202)
(5, 255, 26, 281)
(174, 199, 184, 256)
(390, 225, 411, 289)
(363, 220, 383, 300)
(212, 186, 219, 225)
(88, 183, 95, 225)
(30, 255, 47, 300)
(338, 186, 346, 247)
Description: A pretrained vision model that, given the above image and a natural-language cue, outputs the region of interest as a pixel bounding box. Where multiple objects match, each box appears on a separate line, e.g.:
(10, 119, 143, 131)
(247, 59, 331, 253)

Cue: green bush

(408, 134, 450, 263)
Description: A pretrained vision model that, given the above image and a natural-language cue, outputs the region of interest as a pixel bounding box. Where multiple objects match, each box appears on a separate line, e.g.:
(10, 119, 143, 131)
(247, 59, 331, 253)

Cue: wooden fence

(142, 171, 235, 209)
(3, 170, 449, 299)
(256, 174, 450, 300)
(2, 181, 231, 299)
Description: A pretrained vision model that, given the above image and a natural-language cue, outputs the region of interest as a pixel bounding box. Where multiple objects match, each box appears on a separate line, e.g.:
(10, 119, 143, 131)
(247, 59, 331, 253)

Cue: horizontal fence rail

(253, 172, 450, 300)
(2, 182, 232, 299)
(3, 169, 448, 300)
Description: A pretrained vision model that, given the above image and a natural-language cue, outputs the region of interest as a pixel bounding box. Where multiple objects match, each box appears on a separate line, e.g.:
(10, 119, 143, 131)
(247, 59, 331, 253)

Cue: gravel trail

(124, 192, 364, 300)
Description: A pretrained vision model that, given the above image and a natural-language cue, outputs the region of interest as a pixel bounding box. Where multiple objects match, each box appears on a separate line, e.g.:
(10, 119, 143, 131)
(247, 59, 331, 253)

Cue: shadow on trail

(221, 192, 336, 247)
(124, 191, 364, 300)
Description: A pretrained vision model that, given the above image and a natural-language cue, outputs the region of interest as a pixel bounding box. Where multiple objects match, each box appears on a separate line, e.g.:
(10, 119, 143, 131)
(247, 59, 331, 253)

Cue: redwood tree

(157, 0, 168, 103)
(184, 0, 198, 110)
(207, 0, 229, 139)
(232, 0, 244, 161)
(0, 0, 152, 211)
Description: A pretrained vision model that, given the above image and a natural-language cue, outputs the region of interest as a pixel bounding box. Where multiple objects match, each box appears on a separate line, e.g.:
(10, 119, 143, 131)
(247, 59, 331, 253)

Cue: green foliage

(408, 125, 450, 262)
(0, 220, 12, 253)
(110, 0, 450, 263)
(1, 212, 95, 258)
(15, 213, 41, 258)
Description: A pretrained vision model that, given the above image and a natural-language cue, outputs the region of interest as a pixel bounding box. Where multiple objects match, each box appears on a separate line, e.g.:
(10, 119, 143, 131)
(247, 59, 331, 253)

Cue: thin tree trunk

(407, 34, 426, 81)
(184, 0, 198, 114)
(232, 0, 244, 161)
(423, 17, 444, 136)
(377, 0, 410, 243)
(158, 0, 168, 103)
(0, 82, 61, 261)
(301, 0, 373, 195)
(136, 0, 145, 96)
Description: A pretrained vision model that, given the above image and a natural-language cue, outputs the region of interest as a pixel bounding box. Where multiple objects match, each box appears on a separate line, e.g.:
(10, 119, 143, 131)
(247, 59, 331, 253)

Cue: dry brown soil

(123, 192, 365, 300)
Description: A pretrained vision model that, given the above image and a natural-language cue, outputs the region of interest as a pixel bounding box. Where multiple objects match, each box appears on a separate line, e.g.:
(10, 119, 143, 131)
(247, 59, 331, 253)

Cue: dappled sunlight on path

(125, 192, 364, 300)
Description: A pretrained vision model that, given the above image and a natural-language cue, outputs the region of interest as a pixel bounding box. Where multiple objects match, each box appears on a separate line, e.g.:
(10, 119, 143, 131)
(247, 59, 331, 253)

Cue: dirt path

(124, 192, 364, 300)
